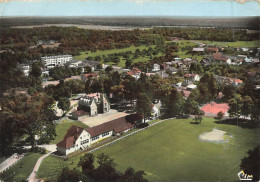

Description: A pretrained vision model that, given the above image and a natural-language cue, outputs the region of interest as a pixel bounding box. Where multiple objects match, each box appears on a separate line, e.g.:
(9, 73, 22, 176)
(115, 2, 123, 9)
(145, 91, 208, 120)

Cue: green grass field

(37, 117, 259, 181)
(50, 119, 88, 144)
(173, 40, 204, 60)
(0, 153, 43, 182)
(201, 40, 260, 48)
(74, 45, 155, 60)
(73, 45, 164, 67)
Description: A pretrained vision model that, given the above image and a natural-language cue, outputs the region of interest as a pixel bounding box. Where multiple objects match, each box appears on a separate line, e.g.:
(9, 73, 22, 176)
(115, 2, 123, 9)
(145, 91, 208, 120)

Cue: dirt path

(27, 152, 51, 182)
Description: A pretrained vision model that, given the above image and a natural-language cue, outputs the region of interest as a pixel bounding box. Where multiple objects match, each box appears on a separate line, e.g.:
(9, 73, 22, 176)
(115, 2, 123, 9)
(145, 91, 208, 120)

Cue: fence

(0, 154, 25, 174)
(51, 117, 176, 159)
(88, 117, 176, 153)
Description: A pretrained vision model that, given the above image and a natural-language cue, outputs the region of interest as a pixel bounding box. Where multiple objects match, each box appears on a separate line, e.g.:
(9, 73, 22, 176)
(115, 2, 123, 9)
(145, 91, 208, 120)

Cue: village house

(56, 116, 135, 155)
(17, 64, 30, 76)
(184, 73, 201, 82)
(192, 48, 205, 52)
(83, 60, 102, 71)
(214, 75, 243, 87)
(176, 87, 191, 99)
(150, 102, 161, 120)
(212, 53, 231, 64)
(72, 93, 110, 119)
(81, 72, 98, 82)
(206, 47, 219, 53)
(152, 63, 160, 72)
(41, 55, 73, 69)
(126, 67, 142, 80)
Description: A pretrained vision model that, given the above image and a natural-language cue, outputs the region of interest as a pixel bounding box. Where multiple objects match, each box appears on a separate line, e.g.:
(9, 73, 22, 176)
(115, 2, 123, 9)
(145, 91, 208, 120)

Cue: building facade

(77, 93, 110, 117)
(56, 116, 134, 155)
(41, 55, 73, 68)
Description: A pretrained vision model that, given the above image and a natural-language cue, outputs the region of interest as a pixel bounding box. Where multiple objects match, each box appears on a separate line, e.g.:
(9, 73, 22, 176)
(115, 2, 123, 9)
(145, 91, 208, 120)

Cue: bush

(217, 111, 224, 119)
(137, 123, 149, 128)
(28, 147, 46, 154)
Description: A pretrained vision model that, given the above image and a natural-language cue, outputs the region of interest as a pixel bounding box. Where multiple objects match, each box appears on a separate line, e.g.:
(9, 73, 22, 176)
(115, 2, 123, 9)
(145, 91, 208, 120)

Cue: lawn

(73, 45, 164, 67)
(0, 153, 43, 182)
(37, 117, 259, 181)
(74, 45, 155, 61)
(201, 40, 260, 48)
(50, 119, 88, 144)
(175, 40, 204, 61)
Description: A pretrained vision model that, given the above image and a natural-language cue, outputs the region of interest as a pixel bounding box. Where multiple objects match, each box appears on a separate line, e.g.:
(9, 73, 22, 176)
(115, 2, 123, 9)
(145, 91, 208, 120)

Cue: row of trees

(59, 153, 148, 182)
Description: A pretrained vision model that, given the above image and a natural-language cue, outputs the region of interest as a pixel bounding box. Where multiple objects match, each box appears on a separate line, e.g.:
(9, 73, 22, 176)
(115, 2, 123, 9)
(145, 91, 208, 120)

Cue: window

(91, 136, 99, 141)
(102, 132, 110, 137)
(80, 139, 89, 145)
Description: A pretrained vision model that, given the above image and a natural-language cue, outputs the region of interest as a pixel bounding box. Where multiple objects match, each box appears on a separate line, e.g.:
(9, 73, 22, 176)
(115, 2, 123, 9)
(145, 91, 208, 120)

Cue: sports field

(37, 118, 259, 181)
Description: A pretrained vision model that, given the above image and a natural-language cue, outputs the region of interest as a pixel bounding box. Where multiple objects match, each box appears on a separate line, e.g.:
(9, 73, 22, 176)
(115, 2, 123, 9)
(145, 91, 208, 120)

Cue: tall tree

(228, 94, 243, 118)
(58, 97, 71, 114)
(78, 153, 95, 176)
(241, 95, 253, 118)
(0, 92, 55, 149)
(136, 93, 152, 122)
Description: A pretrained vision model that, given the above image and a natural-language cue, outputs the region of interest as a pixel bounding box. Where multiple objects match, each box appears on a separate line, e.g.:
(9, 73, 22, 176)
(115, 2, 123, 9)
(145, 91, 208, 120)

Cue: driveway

(79, 109, 128, 127)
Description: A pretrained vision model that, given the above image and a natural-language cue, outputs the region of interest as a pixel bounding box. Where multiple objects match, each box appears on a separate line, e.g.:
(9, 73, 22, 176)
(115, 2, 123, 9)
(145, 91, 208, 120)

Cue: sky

(0, 0, 259, 17)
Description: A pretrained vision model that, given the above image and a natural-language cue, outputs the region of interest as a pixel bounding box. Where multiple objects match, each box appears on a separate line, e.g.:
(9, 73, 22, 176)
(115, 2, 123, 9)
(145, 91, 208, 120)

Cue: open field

(201, 40, 260, 48)
(73, 45, 164, 67)
(37, 117, 259, 181)
(50, 119, 88, 144)
(74, 45, 155, 60)
(174, 40, 204, 60)
(0, 153, 43, 182)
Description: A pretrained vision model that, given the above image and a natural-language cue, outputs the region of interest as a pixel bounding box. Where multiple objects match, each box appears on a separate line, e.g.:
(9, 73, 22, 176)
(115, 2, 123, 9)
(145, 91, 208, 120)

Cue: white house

(126, 67, 142, 80)
(152, 63, 160, 72)
(18, 64, 30, 76)
(186, 84, 197, 90)
(192, 48, 205, 52)
(41, 55, 72, 68)
(151, 104, 160, 120)
(57, 116, 135, 155)
(184, 74, 201, 82)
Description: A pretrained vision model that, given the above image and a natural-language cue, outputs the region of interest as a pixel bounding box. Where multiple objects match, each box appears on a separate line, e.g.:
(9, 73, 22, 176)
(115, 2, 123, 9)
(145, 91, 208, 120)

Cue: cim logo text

(238, 170, 253, 181)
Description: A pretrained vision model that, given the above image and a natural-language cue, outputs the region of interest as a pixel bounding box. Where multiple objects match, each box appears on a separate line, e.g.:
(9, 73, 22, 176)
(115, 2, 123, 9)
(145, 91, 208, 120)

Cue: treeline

(58, 153, 148, 182)
(151, 27, 259, 42)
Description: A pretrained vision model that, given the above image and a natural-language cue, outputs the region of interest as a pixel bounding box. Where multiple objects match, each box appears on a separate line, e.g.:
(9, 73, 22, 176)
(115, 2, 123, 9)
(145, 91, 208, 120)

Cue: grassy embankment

(37, 117, 259, 181)
(0, 153, 43, 182)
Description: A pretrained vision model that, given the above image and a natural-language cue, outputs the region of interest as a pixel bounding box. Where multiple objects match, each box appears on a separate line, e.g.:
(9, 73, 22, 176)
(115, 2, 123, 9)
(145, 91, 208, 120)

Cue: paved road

(0, 153, 24, 173)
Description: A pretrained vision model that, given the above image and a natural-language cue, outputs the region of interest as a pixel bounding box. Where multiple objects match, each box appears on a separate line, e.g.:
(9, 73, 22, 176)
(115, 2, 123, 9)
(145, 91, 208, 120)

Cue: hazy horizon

(0, 0, 259, 17)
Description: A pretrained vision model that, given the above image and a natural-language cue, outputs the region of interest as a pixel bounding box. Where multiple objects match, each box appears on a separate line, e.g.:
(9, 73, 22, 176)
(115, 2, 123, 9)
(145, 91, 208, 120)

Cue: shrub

(137, 123, 149, 128)
(28, 147, 46, 154)
(217, 111, 224, 119)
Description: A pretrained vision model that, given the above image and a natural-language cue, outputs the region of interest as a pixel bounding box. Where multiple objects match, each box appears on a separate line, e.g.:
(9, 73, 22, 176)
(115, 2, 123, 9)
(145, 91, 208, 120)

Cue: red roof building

(57, 125, 84, 149)
(126, 67, 141, 76)
(56, 116, 135, 155)
(85, 116, 134, 137)
(201, 102, 229, 116)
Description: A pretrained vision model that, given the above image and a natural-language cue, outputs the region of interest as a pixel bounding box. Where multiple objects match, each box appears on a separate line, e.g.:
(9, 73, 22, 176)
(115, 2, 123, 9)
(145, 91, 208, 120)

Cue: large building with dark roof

(56, 116, 135, 155)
